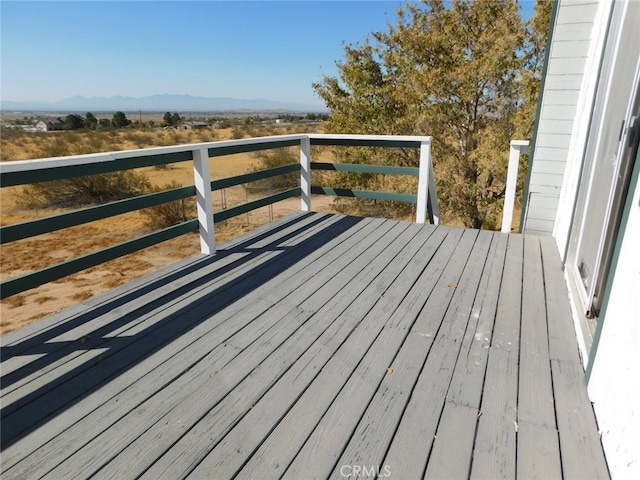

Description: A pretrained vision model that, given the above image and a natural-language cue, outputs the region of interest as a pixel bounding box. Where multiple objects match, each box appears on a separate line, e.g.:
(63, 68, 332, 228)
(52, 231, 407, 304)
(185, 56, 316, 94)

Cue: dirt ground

(0, 126, 336, 335)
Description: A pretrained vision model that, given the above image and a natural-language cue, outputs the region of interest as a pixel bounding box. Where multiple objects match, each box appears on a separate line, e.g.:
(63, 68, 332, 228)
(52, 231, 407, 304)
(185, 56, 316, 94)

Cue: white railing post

(417, 138, 439, 225)
(427, 155, 440, 226)
(501, 140, 530, 233)
(193, 147, 216, 254)
(300, 136, 312, 212)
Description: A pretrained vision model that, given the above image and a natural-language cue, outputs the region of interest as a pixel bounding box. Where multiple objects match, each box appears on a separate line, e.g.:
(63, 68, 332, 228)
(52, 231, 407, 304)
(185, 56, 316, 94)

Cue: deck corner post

(193, 147, 216, 254)
(418, 138, 439, 225)
(300, 136, 312, 212)
(501, 140, 530, 233)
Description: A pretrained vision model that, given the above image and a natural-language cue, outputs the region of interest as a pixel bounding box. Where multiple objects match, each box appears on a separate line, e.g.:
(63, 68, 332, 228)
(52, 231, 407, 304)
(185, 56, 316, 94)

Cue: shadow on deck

(0, 212, 609, 479)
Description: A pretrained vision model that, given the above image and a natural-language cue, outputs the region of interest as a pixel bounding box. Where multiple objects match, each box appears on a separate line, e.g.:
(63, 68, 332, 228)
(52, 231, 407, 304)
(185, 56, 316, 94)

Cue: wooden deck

(0, 212, 609, 479)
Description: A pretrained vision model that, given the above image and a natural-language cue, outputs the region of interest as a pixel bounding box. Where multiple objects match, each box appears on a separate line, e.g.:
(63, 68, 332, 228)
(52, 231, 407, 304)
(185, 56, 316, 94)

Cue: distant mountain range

(0, 94, 325, 113)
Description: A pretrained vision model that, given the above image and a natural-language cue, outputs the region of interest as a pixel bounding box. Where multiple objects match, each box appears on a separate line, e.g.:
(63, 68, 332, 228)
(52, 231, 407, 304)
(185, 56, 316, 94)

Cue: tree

(314, 0, 547, 229)
(515, 0, 552, 139)
(162, 111, 181, 127)
(112, 111, 131, 128)
(85, 112, 98, 130)
(64, 113, 85, 130)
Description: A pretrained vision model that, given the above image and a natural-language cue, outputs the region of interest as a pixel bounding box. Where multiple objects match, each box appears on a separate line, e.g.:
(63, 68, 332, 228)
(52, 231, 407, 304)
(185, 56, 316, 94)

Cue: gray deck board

(97, 220, 416, 480)
(328, 228, 477, 479)
(378, 230, 493, 480)
(470, 234, 523, 479)
(2, 213, 363, 474)
(0, 212, 609, 479)
(421, 232, 508, 479)
(4, 215, 383, 477)
(540, 236, 610, 479)
(517, 236, 562, 480)
(184, 222, 430, 480)
(277, 226, 455, 480)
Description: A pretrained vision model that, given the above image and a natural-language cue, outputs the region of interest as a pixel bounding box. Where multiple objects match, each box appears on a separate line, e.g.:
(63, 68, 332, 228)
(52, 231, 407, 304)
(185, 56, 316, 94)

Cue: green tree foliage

(516, 0, 552, 139)
(112, 111, 131, 128)
(85, 112, 98, 130)
(162, 111, 182, 127)
(64, 113, 85, 130)
(314, 0, 550, 229)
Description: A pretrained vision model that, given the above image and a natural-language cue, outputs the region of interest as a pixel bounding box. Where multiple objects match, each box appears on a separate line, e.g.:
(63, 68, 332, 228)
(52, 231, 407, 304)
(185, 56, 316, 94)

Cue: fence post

(501, 140, 530, 233)
(193, 147, 216, 254)
(417, 139, 439, 224)
(300, 136, 312, 212)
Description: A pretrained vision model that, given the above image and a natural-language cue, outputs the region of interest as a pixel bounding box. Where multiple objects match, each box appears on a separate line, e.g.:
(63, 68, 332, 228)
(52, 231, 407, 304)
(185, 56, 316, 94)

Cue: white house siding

(523, 0, 602, 236)
(588, 159, 640, 479)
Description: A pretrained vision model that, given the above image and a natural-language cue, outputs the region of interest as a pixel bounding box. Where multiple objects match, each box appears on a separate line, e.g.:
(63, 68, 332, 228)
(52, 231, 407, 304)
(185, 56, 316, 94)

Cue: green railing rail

(0, 134, 438, 298)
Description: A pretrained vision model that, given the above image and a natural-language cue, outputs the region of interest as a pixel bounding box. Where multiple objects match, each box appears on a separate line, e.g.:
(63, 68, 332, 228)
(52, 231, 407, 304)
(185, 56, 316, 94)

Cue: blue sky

(1, 1, 536, 110)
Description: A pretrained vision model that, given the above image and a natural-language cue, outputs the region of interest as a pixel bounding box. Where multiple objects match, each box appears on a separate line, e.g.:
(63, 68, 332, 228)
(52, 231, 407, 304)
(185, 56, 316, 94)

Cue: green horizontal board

(311, 186, 417, 203)
(212, 164, 300, 190)
(310, 137, 422, 148)
(0, 151, 193, 188)
(310, 162, 419, 176)
(208, 139, 300, 157)
(0, 220, 198, 299)
(1, 186, 196, 244)
(214, 188, 301, 223)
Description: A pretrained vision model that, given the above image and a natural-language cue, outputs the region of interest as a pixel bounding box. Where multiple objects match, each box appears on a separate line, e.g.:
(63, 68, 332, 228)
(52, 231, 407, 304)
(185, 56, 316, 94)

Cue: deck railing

(0, 134, 438, 299)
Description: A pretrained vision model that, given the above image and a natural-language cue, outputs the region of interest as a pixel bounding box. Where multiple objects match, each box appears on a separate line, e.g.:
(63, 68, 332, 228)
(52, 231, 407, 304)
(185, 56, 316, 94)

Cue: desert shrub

(87, 133, 105, 151)
(231, 125, 248, 139)
(128, 131, 155, 148)
(40, 137, 72, 158)
(141, 180, 196, 230)
(196, 129, 214, 143)
(17, 170, 151, 210)
(249, 147, 299, 191)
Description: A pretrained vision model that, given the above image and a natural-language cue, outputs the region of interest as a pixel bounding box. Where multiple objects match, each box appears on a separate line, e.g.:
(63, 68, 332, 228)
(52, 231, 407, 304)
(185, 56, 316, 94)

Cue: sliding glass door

(565, 0, 640, 346)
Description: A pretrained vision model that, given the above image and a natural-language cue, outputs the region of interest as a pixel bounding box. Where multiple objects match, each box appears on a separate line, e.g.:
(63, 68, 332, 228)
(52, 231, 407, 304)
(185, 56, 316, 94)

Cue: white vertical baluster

(193, 147, 216, 254)
(417, 138, 433, 224)
(300, 136, 312, 212)
(501, 140, 530, 233)
(427, 151, 440, 225)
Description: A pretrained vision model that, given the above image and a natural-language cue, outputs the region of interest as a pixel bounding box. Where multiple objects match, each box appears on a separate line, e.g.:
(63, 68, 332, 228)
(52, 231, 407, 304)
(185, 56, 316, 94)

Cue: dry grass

(0, 123, 337, 335)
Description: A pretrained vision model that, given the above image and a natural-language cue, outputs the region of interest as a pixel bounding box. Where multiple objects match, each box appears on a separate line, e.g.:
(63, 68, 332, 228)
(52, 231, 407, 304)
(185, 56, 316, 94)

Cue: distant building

(178, 121, 208, 130)
(35, 118, 65, 132)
